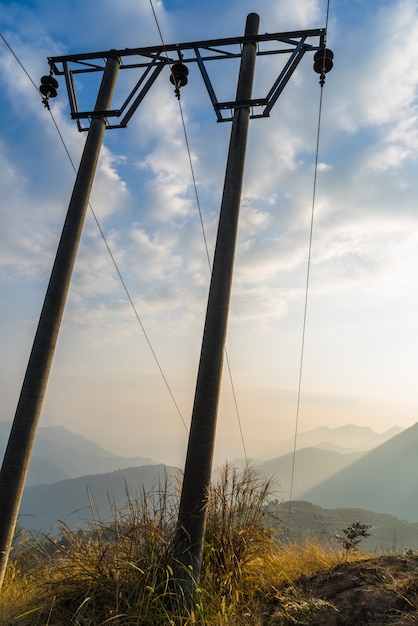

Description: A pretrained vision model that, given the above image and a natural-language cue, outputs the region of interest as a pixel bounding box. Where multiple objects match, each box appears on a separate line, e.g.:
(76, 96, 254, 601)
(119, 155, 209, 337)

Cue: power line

(0, 32, 38, 91)
(0, 32, 187, 431)
(288, 0, 331, 512)
(148, 0, 211, 268)
(148, 0, 248, 461)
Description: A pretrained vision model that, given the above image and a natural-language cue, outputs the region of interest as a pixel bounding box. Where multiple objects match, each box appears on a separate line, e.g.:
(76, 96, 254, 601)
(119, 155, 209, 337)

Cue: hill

(19, 464, 181, 532)
(263, 423, 403, 458)
(0, 422, 156, 486)
(258, 447, 364, 500)
(300, 422, 418, 522)
(265, 500, 418, 553)
(266, 554, 418, 625)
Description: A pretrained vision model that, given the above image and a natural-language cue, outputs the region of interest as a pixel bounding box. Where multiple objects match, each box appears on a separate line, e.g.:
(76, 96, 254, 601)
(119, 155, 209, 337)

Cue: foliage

(0, 464, 366, 625)
(202, 463, 278, 597)
(334, 520, 372, 552)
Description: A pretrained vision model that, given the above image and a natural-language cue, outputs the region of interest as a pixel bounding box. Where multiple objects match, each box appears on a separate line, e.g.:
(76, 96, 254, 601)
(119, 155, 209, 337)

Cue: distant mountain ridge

(300, 422, 418, 522)
(5, 420, 411, 532)
(0, 422, 156, 486)
(265, 500, 418, 554)
(19, 464, 181, 531)
(0, 420, 410, 529)
(256, 423, 404, 501)
(0, 421, 404, 490)
(258, 447, 364, 501)
(264, 424, 404, 459)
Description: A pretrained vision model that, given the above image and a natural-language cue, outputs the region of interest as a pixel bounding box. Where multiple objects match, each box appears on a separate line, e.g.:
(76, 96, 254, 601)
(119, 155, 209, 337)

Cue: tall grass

(0, 463, 363, 625)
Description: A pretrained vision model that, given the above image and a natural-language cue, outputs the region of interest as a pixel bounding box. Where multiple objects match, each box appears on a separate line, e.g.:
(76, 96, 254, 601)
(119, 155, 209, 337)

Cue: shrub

(335, 521, 372, 552)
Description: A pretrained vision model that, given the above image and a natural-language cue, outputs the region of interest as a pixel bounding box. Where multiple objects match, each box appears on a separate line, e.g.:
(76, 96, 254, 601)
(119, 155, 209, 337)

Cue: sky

(1, 0, 418, 468)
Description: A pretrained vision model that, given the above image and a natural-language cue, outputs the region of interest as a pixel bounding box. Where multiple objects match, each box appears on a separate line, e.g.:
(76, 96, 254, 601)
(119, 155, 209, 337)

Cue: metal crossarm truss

(48, 28, 326, 130)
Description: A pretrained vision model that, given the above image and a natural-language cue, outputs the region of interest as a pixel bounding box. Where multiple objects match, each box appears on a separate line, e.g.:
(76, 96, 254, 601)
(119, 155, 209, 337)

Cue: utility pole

(0, 56, 120, 588)
(0, 16, 331, 591)
(172, 12, 259, 592)
(172, 23, 333, 595)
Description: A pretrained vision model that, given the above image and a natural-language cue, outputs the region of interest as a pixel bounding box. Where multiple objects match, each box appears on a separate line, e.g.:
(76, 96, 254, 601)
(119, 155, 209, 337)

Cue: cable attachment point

(169, 62, 189, 100)
(39, 73, 59, 108)
(313, 47, 334, 86)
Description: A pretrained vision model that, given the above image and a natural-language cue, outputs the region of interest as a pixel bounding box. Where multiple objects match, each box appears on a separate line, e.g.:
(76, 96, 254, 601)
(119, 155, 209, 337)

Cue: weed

(335, 521, 372, 552)
(0, 463, 364, 625)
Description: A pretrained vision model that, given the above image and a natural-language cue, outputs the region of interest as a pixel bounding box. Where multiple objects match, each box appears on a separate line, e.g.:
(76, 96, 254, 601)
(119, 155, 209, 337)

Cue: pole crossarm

(48, 27, 326, 129)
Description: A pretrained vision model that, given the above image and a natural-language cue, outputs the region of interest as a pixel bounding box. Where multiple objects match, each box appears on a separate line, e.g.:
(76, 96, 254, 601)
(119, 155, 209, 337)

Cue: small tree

(335, 521, 372, 552)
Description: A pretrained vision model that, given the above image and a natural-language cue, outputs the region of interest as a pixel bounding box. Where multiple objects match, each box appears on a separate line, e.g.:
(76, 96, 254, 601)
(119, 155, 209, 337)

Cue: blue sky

(1, 0, 418, 466)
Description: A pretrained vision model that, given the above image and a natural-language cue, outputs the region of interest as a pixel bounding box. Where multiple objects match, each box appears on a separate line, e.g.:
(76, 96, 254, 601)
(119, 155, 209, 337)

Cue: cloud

(326, 0, 418, 155)
(2, 0, 418, 461)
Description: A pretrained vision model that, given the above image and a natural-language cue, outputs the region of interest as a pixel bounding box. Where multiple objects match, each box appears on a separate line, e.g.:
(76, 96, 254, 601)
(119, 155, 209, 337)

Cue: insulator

(39, 84, 57, 98)
(40, 75, 59, 88)
(169, 63, 189, 88)
(39, 75, 58, 98)
(313, 48, 334, 75)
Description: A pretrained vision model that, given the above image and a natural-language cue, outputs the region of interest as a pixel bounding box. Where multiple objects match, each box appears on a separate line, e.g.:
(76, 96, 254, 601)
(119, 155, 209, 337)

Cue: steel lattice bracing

(48, 28, 326, 129)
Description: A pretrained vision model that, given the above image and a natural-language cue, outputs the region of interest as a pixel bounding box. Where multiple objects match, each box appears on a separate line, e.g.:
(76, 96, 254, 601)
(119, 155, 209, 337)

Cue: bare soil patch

(266, 555, 418, 625)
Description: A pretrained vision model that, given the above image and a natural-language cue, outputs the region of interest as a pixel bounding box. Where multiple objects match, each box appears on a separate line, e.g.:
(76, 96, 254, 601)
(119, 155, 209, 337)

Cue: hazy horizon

(0, 417, 407, 467)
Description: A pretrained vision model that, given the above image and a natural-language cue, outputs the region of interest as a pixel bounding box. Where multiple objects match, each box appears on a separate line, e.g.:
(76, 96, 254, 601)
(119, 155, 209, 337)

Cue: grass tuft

(0, 463, 365, 625)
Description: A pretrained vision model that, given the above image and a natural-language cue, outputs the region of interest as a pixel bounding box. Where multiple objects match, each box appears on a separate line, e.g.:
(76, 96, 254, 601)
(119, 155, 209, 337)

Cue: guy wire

(149, 0, 248, 461)
(0, 31, 188, 432)
(288, 0, 331, 514)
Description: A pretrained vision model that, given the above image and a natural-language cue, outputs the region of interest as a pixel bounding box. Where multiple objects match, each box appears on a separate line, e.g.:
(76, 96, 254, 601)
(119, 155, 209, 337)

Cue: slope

(19, 464, 181, 532)
(258, 447, 364, 500)
(0, 422, 156, 485)
(263, 424, 403, 458)
(301, 422, 418, 522)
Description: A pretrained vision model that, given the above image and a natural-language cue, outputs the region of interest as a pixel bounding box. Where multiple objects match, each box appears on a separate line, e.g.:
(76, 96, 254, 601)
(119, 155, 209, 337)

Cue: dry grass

(268, 537, 365, 587)
(0, 463, 366, 625)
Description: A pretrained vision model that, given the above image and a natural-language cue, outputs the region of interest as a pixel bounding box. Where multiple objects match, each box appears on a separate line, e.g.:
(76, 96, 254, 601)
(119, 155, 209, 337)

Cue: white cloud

(2, 0, 418, 462)
(326, 0, 418, 157)
(317, 162, 332, 171)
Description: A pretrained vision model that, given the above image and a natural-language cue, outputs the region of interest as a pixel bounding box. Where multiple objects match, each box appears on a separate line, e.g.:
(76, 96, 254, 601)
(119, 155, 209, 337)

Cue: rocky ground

(265, 555, 418, 625)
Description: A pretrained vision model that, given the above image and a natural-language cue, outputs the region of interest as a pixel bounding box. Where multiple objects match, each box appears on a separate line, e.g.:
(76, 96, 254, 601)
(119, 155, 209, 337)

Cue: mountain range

(0, 422, 156, 486)
(263, 423, 403, 457)
(256, 423, 404, 501)
(264, 500, 418, 553)
(299, 422, 418, 523)
(258, 447, 365, 500)
(19, 464, 181, 532)
(2, 419, 417, 533)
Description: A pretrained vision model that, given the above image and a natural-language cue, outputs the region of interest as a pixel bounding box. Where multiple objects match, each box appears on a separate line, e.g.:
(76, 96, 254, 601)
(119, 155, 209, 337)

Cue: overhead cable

(288, 0, 332, 513)
(0, 31, 188, 432)
(148, 0, 248, 461)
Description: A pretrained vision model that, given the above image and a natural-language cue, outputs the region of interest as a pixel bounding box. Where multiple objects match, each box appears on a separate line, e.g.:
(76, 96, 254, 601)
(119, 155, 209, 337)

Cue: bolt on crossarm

(172, 12, 260, 595)
(0, 56, 120, 589)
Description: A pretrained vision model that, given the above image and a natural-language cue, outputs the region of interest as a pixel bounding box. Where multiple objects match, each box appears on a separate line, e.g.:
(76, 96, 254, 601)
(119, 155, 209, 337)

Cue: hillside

(258, 447, 364, 500)
(301, 422, 418, 522)
(265, 500, 418, 553)
(0, 422, 156, 486)
(7, 463, 418, 625)
(265, 554, 418, 625)
(0, 421, 401, 488)
(262, 424, 403, 458)
(19, 464, 180, 531)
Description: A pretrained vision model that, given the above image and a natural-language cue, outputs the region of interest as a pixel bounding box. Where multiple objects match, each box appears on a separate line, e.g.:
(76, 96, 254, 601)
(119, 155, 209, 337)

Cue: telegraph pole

(0, 15, 331, 592)
(0, 56, 120, 588)
(172, 12, 259, 591)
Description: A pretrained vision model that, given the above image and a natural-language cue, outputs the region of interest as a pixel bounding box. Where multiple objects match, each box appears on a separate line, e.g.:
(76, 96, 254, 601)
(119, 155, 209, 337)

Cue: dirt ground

(266, 555, 418, 625)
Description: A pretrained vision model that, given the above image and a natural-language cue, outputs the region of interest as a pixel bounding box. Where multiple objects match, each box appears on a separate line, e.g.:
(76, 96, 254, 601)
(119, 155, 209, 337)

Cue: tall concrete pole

(173, 13, 259, 592)
(0, 56, 120, 589)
